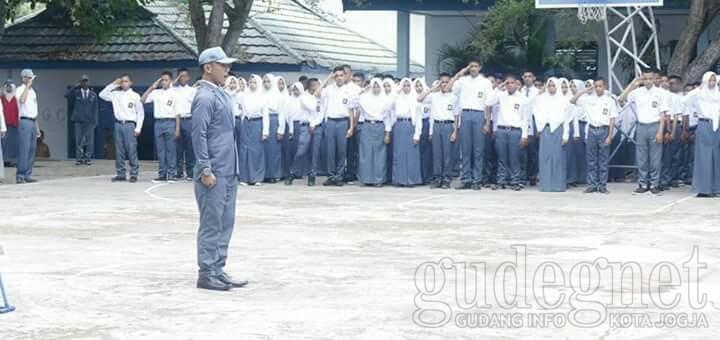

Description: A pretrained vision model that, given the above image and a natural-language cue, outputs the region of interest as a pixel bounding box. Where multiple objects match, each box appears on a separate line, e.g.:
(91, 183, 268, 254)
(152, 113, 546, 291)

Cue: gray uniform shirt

(192, 80, 238, 178)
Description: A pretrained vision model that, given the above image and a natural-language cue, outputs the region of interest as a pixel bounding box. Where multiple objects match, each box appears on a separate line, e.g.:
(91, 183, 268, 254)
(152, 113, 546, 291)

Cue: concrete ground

(0, 160, 719, 339)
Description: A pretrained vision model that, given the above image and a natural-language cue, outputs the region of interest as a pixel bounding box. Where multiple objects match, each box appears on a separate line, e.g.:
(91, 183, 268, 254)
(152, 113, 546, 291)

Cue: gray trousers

(459, 110, 486, 184)
(264, 114, 283, 180)
(114, 121, 140, 177)
(661, 124, 682, 186)
(16, 119, 37, 181)
(420, 118, 433, 184)
(154, 119, 177, 178)
(432, 122, 456, 184)
(195, 175, 237, 277)
(310, 124, 325, 177)
(586, 126, 610, 189)
(635, 122, 662, 188)
(289, 123, 311, 176)
(325, 118, 349, 181)
(495, 127, 522, 186)
(1, 125, 18, 162)
(74, 122, 95, 161)
(176, 118, 195, 177)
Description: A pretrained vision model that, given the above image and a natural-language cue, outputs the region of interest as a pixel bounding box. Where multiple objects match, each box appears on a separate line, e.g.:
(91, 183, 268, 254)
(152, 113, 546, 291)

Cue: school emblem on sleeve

(514, 103, 520, 110)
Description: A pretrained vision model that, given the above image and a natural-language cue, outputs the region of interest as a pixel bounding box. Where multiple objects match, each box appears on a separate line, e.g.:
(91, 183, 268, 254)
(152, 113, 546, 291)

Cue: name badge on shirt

(342, 98, 349, 105)
(424, 107, 430, 114)
(477, 92, 484, 99)
(316, 105, 321, 113)
(128, 102, 134, 109)
(652, 101, 658, 108)
(602, 108, 609, 115)
(166, 100, 173, 107)
(513, 103, 520, 111)
(447, 104, 454, 111)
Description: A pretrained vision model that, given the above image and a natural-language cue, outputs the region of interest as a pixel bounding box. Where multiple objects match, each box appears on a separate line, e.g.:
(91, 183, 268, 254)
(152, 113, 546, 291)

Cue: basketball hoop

(577, 0, 607, 24)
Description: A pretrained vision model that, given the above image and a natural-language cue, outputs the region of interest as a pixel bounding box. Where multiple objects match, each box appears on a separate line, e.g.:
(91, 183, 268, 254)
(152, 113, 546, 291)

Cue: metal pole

(648, 7, 661, 70)
(604, 11, 613, 93)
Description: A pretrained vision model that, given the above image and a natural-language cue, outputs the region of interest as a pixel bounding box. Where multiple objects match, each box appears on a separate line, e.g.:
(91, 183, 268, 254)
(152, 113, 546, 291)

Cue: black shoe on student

(598, 187, 610, 194)
(197, 276, 232, 291)
(471, 183, 482, 191)
(697, 193, 713, 198)
(671, 181, 680, 188)
(217, 272, 249, 288)
(152, 176, 167, 184)
(111, 176, 127, 182)
(75, 160, 83, 166)
(129, 177, 138, 183)
(455, 182, 472, 190)
(322, 178, 335, 186)
(529, 178, 537, 186)
(650, 187, 662, 195)
(86, 160, 93, 166)
(307, 176, 316, 187)
(584, 187, 597, 194)
(285, 177, 294, 185)
(491, 184, 505, 191)
(441, 183, 450, 189)
(24, 178, 38, 183)
(511, 184, 522, 191)
(633, 186, 648, 195)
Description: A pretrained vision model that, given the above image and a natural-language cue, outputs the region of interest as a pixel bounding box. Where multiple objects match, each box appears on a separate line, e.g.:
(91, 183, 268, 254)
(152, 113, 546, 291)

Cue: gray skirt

(239, 118, 265, 183)
(358, 122, 387, 184)
(692, 120, 720, 194)
(392, 120, 422, 185)
(264, 113, 283, 179)
(539, 125, 567, 192)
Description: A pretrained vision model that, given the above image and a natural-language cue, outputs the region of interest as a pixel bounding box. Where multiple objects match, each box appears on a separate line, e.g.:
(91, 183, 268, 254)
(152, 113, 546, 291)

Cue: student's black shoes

(111, 176, 127, 182)
(584, 187, 597, 194)
(129, 177, 138, 183)
(197, 276, 232, 291)
(633, 186, 648, 195)
(217, 272, 249, 288)
(285, 177, 294, 185)
(307, 176, 315, 187)
(455, 183, 472, 190)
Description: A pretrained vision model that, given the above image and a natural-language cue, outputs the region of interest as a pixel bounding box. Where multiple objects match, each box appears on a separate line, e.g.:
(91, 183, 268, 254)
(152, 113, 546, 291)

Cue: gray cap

(198, 47, 237, 66)
(20, 69, 35, 78)
(80, 74, 89, 81)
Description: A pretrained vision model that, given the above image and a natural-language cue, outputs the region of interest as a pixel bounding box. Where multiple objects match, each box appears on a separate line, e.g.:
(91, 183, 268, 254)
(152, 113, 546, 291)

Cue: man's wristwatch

(202, 168, 212, 177)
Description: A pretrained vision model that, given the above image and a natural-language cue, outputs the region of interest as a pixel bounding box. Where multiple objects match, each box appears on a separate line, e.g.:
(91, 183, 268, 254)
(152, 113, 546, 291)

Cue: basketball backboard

(535, 0, 663, 8)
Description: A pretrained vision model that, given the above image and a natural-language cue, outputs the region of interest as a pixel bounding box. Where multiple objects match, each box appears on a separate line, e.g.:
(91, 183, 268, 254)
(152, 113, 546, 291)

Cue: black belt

(589, 124, 609, 129)
(462, 109, 483, 112)
(366, 120, 384, 124)
(579, 120, 588, 124)
(294, 121, 310, 126)
(327, 117, 348, 121)
(115, 120, 135, 124)
(20, 117, 36, 121)
(155, 118, 175, 121)
(699, 118, 712, 122)
(497, 125, 520, 131)
(235, 116, 242, 119)
(397, 118, 411, 122)
(180, 116, 192, 120)
(434, 120, 453, 124)
(422, 117, 429, 121)
(244, 117, 262, 121)
(269, 113, 279, 116)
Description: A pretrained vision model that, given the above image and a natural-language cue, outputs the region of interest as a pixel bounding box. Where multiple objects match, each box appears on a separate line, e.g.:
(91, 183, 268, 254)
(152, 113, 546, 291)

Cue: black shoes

(510, 185, 522, 191)
(491, 184, 505, 191)
(650, 187, 662, 195)
(197, 276, 232, 291)
(455, 183, 472, 190)
(633, 186, 648, 195)
(129, 177, 138, 183)
(584, 187, 597, 194)
(598, 187, 610, 194)
(217, 272, 249, 288)
(152, 176, 168, 184)
(322, 178, 335, 186)
(307, 176, 315, 187)
(285, 177, 294, 185)
(471, 183, 482, 191)
(111, 176, 127, 182)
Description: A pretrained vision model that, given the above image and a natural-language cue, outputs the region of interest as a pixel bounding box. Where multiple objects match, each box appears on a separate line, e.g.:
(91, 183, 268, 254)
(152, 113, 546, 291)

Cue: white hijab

(393, 78, 416, 118)
(533, 77, 571, 133)
(359, 78, 391, 116)
(224, 76, 239, 96)
(693, 71, 720, 130)
(242, 74, 267, 116)
(558, 78, 570, 98)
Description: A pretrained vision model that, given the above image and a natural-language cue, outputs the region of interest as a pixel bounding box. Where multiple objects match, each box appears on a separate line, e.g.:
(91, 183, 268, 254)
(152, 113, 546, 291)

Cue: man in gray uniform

(192, 47, 248, 291)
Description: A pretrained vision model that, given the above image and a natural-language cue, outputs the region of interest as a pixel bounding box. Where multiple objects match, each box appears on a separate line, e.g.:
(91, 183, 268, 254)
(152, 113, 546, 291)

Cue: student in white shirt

(680, 83, 699, 185)
(15, 69, 41, 184)
(356, 78, 393, 186)
(687, 71, 720, 197)
(566, 79, 588, 187)
(618, 68, 669, 194)
(343, 65, 363, 184)
(414, 78, 433, 184)
(418, 73, 459, 189)
(570, 78, 618, 193)
(389, 78, 422, 187)
(99, 73, 145, 183)
(173, 68, 197, 181)
(449, 60, 493, 190)
(486, 75, 529, 191)
(284, 82, 321, 186)
(532, 77, 571, 192)
(661, 75, 686, 190)
(520, 71, 541, 187)
(238, 74, 269, 186)
(317, 66, 359, 186)
(142, 71, 178, 183)
(262, 74, 287, 183)
(305, 78, 324, 186)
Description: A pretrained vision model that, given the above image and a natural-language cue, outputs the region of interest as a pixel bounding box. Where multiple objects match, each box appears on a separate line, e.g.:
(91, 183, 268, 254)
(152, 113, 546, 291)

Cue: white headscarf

(241, 74, 267, 117)
(693, 71, 720, 130)
(224, 76, 239, 96)
(571, 79, 586, 96)
(382, 78, 396, 97)
(533, 77, 571, 135)
(558, 77, 570, 97)
(238, 77, 247, 93)
(359, 78, 391, 116)
(393, 78, 416, 118)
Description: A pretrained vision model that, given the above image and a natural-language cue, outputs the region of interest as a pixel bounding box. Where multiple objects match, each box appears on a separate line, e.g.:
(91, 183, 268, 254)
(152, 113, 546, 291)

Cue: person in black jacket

(65, 75, 99, 165)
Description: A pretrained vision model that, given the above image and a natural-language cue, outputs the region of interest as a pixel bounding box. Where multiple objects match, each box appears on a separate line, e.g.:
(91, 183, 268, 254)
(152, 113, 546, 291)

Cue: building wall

(0, 67, 322, 160)
(424, 13, 481, 81)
